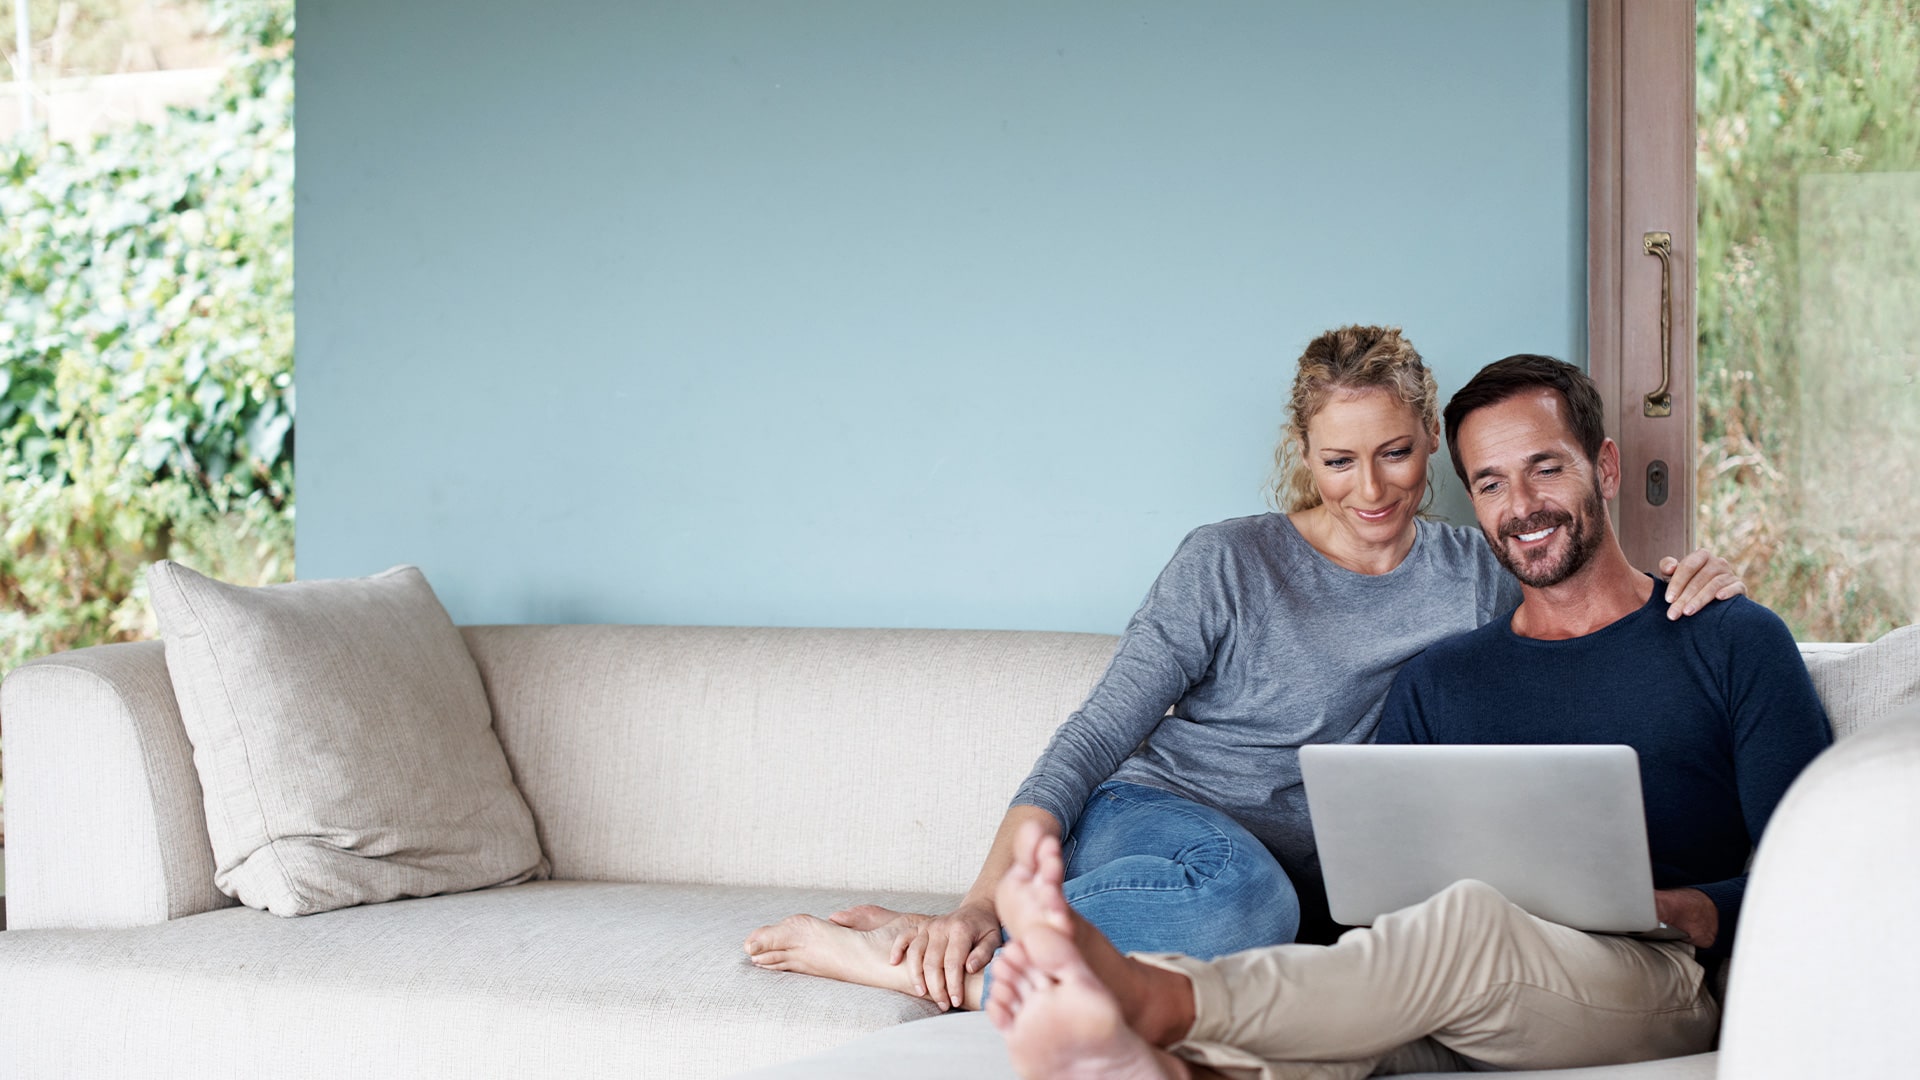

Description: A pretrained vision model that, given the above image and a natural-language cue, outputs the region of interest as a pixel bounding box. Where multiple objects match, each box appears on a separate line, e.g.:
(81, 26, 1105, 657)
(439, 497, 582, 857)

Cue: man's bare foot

(745, 911, 983, 1009)
(994, 821, 1198, 1046)
(993, 821, 1074, 936)
(990, 922, 1190, 1080)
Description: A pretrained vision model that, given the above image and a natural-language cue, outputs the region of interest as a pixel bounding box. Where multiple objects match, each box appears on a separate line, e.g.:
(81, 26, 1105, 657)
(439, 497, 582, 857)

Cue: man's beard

(1487, 481, 1607, 588)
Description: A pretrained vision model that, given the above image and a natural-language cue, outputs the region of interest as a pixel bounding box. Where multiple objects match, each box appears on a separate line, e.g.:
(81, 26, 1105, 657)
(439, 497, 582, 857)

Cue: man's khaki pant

(1136, 879, 1720, 1080)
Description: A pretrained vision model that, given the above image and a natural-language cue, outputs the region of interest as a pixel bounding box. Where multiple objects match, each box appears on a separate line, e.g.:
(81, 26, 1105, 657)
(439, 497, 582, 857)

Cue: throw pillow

(147, 561, 548, 916)
(1802, 624, 1920, 740)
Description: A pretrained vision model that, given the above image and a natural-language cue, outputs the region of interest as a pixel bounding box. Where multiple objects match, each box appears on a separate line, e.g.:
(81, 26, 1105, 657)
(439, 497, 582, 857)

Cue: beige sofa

(1, 625, 1914, 1078)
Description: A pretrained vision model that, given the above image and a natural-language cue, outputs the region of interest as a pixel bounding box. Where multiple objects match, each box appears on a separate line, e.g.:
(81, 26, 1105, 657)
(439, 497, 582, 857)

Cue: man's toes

(987, 970, 1027, 1031)
(749, 949, 790, 968)
(998, 936, 1033, 974)
(1036, 835, 1068, 891)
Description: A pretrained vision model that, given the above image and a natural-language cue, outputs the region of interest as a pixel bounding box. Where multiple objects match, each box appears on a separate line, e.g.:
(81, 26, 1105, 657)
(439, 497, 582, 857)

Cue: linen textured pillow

(1802, 624, 1920, 740)
(147, 561, 548, 916)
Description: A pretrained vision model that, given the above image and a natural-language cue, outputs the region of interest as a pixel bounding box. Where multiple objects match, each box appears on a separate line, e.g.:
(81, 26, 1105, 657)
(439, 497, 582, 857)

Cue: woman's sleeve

(1009, 527, 1242, 837)
(1472, 534, 1524, 623)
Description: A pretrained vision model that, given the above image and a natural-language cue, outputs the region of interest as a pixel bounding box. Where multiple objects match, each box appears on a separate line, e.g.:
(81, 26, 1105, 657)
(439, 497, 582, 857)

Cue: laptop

(1299, 743, 1685, 938)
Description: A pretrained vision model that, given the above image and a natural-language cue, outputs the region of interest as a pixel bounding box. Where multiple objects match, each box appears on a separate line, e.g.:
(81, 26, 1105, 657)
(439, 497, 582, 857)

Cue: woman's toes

(831, 904, 900, 930)
(745, 915, 810, 956)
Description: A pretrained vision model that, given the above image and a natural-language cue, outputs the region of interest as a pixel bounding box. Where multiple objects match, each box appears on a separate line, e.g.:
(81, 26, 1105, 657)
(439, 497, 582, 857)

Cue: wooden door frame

(1589, 0, 1697, 568)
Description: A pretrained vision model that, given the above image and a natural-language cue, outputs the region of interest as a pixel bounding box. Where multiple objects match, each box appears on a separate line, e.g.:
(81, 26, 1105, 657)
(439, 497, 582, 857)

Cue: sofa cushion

(0, 880, 950, 1079)
(737, 1011, 1720, 1080)
(459, 625, 1119, 893)
(146, 562, 546, 916)
(1799, 625, 1920, 739)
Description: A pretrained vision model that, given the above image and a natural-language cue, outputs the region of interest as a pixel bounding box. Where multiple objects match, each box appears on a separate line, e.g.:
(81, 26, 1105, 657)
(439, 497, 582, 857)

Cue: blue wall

(297, 1, 1586, 633)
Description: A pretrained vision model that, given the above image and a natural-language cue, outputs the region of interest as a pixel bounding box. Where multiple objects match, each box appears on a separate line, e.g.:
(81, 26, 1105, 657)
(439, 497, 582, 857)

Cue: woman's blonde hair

(1269, 325, 1440, 513)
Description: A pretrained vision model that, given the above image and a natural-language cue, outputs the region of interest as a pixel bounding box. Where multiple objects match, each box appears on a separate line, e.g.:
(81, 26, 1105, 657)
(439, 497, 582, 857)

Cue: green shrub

(0, 0, 294, 836)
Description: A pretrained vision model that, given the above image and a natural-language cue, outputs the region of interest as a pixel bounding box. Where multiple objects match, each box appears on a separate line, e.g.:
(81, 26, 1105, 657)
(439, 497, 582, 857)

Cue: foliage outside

(1697, 0, 1920, 641)
(4, 0, 220, 80)
(0, 1, 295, 838)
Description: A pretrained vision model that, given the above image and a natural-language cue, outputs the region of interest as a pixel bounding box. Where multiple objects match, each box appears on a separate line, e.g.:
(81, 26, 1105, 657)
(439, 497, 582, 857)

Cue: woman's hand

(899, 899, 1001, 1010)
(893, 803, 1056, 1009)
(1657, 549, 1746, 620)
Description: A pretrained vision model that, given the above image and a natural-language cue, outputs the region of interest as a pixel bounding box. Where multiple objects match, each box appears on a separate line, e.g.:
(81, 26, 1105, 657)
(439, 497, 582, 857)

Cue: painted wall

(297, 1, 1586, 633)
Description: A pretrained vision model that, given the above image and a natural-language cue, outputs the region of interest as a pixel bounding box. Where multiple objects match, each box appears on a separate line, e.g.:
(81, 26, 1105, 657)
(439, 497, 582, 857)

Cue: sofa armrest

(1717, 703, 1920, 1078)
(1, 641, 234, 929)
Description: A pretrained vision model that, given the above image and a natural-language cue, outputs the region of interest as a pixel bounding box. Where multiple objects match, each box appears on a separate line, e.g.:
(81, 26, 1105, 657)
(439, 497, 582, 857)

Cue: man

(984, 355, 1833, 1080)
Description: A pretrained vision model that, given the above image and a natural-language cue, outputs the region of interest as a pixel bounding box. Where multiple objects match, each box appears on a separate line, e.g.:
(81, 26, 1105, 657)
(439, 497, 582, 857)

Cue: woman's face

(1302, 388, 1438, 548)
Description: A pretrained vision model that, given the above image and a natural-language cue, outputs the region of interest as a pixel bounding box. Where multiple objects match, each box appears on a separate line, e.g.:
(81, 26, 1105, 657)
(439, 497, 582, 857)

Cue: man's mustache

(1498, 509, 1574, 541)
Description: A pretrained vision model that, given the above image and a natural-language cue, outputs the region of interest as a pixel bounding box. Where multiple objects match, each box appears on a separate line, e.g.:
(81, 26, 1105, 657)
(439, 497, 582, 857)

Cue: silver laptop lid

(1300, 744, 1659, 934)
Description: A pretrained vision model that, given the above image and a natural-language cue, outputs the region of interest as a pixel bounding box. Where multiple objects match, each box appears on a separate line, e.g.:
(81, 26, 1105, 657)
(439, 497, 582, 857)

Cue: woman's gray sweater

(1011, 513, 1519, 895)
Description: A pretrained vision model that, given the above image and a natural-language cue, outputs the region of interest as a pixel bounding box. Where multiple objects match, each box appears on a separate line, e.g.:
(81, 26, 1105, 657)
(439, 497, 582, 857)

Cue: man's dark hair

(1443, 354, 1607, 484)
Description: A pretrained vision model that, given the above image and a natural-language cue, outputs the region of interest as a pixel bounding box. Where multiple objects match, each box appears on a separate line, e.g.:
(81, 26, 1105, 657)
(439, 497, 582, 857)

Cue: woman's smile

(1290, 387, 1441, 574)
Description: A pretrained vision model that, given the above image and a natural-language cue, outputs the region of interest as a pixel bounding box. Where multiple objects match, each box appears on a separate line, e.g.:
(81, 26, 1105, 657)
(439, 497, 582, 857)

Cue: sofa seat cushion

(740, 1011, 1720, 1080)
(0, 880, 952, 1079)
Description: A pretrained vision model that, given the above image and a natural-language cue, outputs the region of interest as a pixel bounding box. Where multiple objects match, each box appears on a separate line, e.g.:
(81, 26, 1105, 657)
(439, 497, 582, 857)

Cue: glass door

(1695, 0, 1920, 641)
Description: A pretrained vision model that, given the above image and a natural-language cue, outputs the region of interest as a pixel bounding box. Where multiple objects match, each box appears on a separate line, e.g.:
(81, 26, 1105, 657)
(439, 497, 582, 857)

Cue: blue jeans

(1059, 780, 1301, 958)
(980, 781, 1300, 1004)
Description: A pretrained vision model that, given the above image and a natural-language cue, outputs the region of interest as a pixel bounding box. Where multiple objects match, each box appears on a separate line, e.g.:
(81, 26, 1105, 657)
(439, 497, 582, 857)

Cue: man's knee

(1407, 879, 1525, 942)
(1432, 878, 1509, 909)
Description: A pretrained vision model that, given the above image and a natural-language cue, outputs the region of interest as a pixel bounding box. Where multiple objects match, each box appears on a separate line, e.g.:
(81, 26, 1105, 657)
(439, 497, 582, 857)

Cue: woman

(744, 325, 1741, 1011)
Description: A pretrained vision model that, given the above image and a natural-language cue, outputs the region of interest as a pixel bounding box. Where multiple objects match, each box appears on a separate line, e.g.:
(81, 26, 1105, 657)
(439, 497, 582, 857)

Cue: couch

(1, 624, 1914, 1078)
(745, 637, 1920, 1080)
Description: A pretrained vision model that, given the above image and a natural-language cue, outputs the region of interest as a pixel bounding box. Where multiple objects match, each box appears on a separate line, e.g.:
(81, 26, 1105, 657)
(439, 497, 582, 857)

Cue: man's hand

(1654, 887, 1719, 949)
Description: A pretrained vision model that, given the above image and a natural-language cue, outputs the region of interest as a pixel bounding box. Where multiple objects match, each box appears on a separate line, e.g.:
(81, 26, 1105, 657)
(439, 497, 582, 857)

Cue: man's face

(1454, 389, 1616, 588)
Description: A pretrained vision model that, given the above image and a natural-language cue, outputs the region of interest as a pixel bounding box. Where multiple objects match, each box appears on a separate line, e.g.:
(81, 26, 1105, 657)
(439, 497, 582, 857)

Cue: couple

(747, 330, 1824, 1073)
(981, 353, 1832, 1078)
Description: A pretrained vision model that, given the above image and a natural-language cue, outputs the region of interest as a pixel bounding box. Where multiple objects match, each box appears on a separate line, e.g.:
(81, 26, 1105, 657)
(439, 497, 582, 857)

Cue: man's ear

(1596, 438, 1622, 501)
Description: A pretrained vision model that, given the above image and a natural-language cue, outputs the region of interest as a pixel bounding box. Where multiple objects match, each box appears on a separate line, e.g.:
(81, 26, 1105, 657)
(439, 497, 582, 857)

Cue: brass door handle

(1643, 231, 1674, 417)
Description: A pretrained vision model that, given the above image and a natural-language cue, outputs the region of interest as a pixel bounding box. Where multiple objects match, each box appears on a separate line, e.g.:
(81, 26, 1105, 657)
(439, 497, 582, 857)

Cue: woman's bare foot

(745, 913, 921, 995)
(994, 821, 1198, 1046)
(990, 922, 1191, 1080)
(830, 903, 931, 937)
(745, 910, 985, 1009)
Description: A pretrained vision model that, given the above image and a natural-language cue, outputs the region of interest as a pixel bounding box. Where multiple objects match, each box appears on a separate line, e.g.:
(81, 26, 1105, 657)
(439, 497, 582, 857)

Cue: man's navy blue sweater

(1376, 578, 1832, 958)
